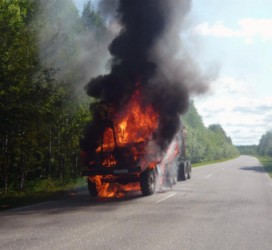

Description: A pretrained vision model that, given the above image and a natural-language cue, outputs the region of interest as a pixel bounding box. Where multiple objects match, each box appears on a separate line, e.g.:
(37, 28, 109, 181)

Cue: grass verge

(192, 156, 239, 168)
(257, 156, 272, 178)
(0, 178, 86, 211)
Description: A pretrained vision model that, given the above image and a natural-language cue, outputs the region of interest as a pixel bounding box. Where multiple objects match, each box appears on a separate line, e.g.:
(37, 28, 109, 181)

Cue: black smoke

(81, 0, 208, 157)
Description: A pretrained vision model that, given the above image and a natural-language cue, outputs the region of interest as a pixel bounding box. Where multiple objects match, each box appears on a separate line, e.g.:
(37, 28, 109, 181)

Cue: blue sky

(73, 0, 272, 145)
(188, 0, 272, 145)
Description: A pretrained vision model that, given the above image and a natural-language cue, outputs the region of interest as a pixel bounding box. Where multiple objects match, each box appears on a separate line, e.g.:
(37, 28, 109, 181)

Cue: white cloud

(194, 77, 272, 145)
(239, 19, 272, 41)
(194, 18, 272, 44)
(212, 76, 255, 96)
(194, 21, 239, 38)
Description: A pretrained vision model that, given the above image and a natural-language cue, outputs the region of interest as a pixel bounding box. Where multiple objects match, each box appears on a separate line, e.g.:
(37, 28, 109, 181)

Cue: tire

(187, 161, 191, 179)
(177, 161, 187, 181)
(140, 168, 156, 196)
(87, 179, 98, 197)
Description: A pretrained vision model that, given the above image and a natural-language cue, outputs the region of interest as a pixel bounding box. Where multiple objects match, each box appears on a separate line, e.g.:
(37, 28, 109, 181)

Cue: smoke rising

(150, 0, 210, 95)
(82, 0, 210, 156)
(36, 0, 113, 89)
(97, 0, 119, 20)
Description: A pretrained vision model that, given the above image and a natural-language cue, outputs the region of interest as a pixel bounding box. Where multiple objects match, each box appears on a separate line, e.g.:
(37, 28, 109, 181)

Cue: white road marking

(205, 174, 212, 179)
(156, 192, 176, 203)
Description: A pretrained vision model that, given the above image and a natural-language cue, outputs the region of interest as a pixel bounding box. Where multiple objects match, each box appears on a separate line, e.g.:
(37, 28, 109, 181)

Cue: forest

(0, 0, 241, 194)
(237, 131, 272, 157)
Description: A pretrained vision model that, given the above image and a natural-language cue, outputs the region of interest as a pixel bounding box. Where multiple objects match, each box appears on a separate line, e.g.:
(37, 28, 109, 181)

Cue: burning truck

(79, 0, 201, 198)
(80, 86, 191, 197)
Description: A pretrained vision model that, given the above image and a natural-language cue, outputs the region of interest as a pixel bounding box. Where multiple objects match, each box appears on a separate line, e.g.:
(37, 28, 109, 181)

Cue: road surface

(1, 155, 272, 250)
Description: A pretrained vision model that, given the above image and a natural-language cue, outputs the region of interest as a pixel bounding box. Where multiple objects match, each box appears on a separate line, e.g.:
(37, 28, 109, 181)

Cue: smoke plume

(82, 0, 209, 156)
(36, 0, 113, 89)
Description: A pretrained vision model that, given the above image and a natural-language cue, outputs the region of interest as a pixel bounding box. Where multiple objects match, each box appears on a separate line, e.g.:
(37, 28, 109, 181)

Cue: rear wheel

(140, 168, 156, 196)
(177, 161, 187, 181)
(87, 178, 98, 197)
(187, 161, 192, 179)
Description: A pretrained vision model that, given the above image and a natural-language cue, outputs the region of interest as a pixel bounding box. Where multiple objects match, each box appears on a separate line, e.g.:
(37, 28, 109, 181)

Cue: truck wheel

(177, 161, 187, 181)
(87, 179, 98, 197)
(140, 168, 156, 196)
(187, 161, 191, 179)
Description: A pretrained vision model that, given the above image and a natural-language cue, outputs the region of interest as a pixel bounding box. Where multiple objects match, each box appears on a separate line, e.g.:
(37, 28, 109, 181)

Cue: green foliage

(0, 0, 38, 192)
(182, 101, 239, 163)
(258, 130, 272, 157)
(237, 145, 258, 156)
(258, 156, 272, 178)
(0, 0, 102, 194)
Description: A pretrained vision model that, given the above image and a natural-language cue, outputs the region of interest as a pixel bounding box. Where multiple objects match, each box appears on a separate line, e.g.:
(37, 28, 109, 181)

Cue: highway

(1, 155, 272, 250)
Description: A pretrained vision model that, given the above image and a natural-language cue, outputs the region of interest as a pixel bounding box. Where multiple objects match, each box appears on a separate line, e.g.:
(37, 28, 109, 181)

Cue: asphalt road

(1, 155, 272, 250)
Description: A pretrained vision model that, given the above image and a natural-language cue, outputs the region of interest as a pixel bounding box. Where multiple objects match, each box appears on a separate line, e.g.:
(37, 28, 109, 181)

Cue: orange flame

(90, 176, 140, 198)
(99, 182, 141, 198)
(92, 87, 159, 197)
(96, 87, 158, 157)
(116, 88, 158, 145)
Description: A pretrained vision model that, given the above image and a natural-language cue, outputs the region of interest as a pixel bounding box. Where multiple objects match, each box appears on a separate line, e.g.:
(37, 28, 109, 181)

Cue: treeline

(237, 145, 258, 156)
(0, 0, 239, 194)
(182, 102, 239, 163)
(237, 130, 272, 157)
(0, 0, 107, 193)
(258, 131, 272, 156)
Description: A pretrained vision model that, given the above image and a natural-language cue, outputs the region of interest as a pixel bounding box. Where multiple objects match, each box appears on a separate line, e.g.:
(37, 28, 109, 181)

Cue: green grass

(192, 156, 239, 168)
(257, 156, 272, 178)
(0, 178, 86, 211)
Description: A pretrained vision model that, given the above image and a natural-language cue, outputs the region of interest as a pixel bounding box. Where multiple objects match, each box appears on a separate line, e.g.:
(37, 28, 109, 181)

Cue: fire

(116, 88, 158, 145)
(99, 182, 141, 198)
(92, 86, 159, 197)
(89, 176, 141, 198)
(96, 87, 158, 153)
(96, 128, 115, 153)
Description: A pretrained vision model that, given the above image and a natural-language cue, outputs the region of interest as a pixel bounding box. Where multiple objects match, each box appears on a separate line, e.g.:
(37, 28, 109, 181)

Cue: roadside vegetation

(258, 156, 272, 178)
(1, 0, 239, 209)
(257, 131, 272, 178)
(237, 130, 272, 178)
(182, 103, 239, 164)
(236, 145, 258, 156)
(0, 178, 85, 210)
(192, 156, 239, 168)
(0, 0, 102, 196)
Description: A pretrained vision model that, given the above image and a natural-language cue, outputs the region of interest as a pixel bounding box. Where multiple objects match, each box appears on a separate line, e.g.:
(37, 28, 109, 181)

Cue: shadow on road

(239, 165, 265, 173)
(1, 190, 144, 216)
